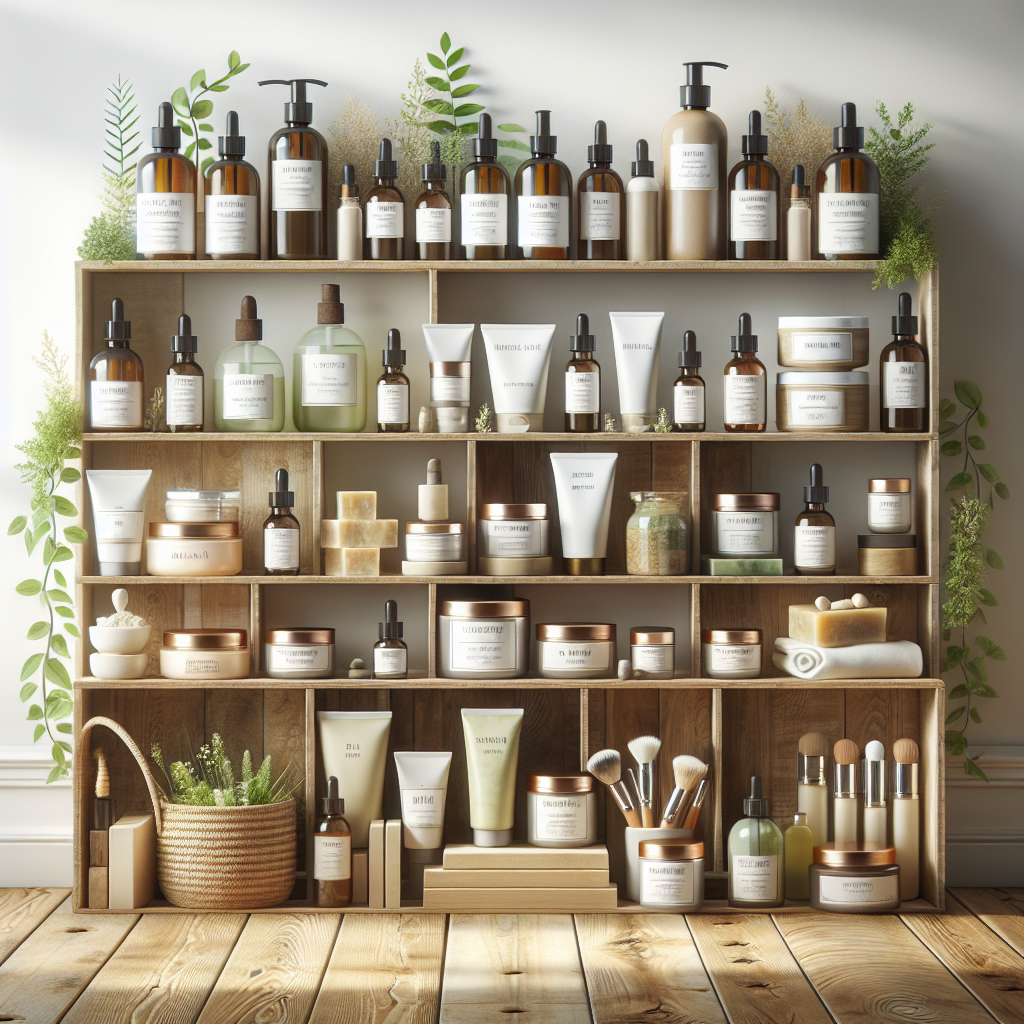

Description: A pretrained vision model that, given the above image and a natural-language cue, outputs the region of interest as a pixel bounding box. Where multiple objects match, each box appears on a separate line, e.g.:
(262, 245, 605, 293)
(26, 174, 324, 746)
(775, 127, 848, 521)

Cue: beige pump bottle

(662, 61, 728, 260)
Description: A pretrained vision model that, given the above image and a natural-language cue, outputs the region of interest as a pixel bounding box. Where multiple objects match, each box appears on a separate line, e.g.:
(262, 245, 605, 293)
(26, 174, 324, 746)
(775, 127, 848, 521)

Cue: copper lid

(638, 840, 705, 860)
(440, 600, 529, 617)
(162, 628, 248, 649)
(481, 503, 547, 520)
(712, 493, 780, 511)
(148, 521, 240, 539)
(536, 622, 615, 642)
(429, 361, 472, 377)
(701, 629, 762, 644)
(813, 842, 896, 867)
(529, 773, 593, 794)
(869, 478, 911, 493)
(631, 627, 675, 645)
(406, 522, 464, 533)
(265, 629, 335, 645)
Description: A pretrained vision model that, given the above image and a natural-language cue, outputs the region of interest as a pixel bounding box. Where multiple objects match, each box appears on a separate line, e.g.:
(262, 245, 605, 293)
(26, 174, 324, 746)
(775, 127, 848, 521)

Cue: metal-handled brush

(660, 754, 708, 828)
(587, 748, 642, 827)
(627, 735, 662, 827)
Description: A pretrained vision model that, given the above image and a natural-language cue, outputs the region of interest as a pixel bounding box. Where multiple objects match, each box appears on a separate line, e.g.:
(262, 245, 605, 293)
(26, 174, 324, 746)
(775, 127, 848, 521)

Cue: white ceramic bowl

(89, 651, 150, 680)
(89, 624, 151, 655)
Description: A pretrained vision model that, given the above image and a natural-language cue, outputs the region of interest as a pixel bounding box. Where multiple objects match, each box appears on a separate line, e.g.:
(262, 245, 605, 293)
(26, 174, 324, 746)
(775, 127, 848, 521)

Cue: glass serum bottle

(165, 314, 203, 433)
(577, 120, 624, 260)
(374, 600, 408, 679)
(673, 330, 705, 431)
(214, 296, 285, 432)
(377, 329, 410, 432)
(415, 141, 452, 260)
(564, 313, 600, 433)
(136, 102, 196, 260)
(204, 111, 260, 259)
(515, 110, 572, 260)
(728, 775, 784, 909)
(728, 110, 780, 260)
(723, 313, 766, 432)
(316, 776, 352, 908)
(264, 468, 300, 576)
(626, 140, 659, 261)
(89, 299, 144, 432)
(460, 113, 511, 260)
(794, 463, 836, 575)
(336, 165, 362, 261)
(260, 79, 329, 260)
(881, 292, 928, 433)
(365, 139, 405, 260)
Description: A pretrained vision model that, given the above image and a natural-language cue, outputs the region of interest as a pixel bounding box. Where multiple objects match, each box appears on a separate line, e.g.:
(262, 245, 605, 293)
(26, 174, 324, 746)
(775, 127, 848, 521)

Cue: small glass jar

(164, 489, 240, 523)
(527, 774, 597, 848)
(439, 600, 530, 679)
(536, 623, 616, 679)
(146, 522, 243, 576)
(776, 371, 870, 432)
(160, 629, 249, 680)
(264, 628, 335, 679)
(626, 491, 689, 575)
(630, 627, 675, 680)
(777, 316, 870, 371)
(858, 534, 918, 576)
(638, 840, 705, 909)
(702, 629, 762, 679)
(809, 843, 900, 913)
(712, 494, 780, 557)
(479, 504, 549, 558)
(405, 522, 464, 562)
(868, 479, 912, 533)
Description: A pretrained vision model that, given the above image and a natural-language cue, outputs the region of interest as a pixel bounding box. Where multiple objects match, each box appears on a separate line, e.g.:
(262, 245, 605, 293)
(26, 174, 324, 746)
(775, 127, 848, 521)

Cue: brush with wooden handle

(681, 777, 710, 832)
(587, 748, 642, 827)
(660, 755, 708, 828)
(627, 735, 662, 827)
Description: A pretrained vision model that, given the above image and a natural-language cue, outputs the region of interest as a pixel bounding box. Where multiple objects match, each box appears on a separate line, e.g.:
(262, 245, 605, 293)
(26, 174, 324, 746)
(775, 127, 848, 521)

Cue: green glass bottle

(728, 775, 783, 908)
(214, 296, 285, 432)
(784, 811, 814, 901)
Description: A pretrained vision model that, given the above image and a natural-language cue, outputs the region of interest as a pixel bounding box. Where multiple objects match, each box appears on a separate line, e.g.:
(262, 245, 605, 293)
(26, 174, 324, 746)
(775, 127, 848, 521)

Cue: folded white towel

(773, 636, 923, 680)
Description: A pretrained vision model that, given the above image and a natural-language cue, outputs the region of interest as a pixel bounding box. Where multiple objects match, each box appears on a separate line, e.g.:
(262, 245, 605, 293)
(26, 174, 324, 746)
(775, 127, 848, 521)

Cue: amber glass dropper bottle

(673, 330, 705, 432)
(880, 292, 928, 432)
(460, 113, 512, 260)
(728, 110, 780, 260)
(415, 141, 452, 260)
(89, 298, 144, 432)
(514, 110, 573, 260)
(723, 313, 766, 433)
(577, 120, 624, 260)
(315, 776, 352, 908)
(564, 313, 601, 433)
(165, 314, 204, 433)
(365, 139, 405, 260)
(135, 102, 196, 260)
(204, 111, 260, 260)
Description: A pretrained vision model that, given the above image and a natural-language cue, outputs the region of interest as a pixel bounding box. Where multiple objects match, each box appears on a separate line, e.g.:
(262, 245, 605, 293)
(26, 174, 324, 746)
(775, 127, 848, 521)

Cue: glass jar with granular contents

(630, 627, 675, 680)
(626, 492, 688, 575)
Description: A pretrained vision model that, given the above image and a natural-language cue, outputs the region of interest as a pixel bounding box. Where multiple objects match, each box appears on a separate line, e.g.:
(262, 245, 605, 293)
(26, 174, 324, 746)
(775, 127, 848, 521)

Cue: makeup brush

(627, 735, 662, 827)
(863, 739, 887, 845)
(587, 748, 642, 827)
(681, 777, 710, 832)
(660, 755, 708, 828)
(797, 731, 829, 847)
(892, 738, 920, 901)
(833, 738, 859, 845)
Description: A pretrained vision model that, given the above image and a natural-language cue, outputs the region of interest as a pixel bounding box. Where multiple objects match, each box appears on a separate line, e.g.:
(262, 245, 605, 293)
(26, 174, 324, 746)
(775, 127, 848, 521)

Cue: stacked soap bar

(322, 491, 398, 577)
(789, 595, 887, 647)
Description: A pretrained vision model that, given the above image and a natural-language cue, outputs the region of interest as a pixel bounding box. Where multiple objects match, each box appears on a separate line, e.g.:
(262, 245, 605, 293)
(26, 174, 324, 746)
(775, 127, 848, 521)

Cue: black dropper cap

(171, 314, 197, 353)
(105, 298, 131, 341)
(730, 313, 758, 353)
(569, 313, 595, 352)
(588, 120, 612, 164)
(383, 328, 405, 367)
(892, 292, 918, 336)
(833, 102, 864, 150)
(152, 102, 180, 149)
(742, 110, 768, 156)
(422, 140, 446, 181)
(474, 113, 498, 158)
(322, 776, 345, 816)
(791, 163, 809, 199)
(342, 164, 357, 188)
(375, 138, 398, 179)
(679, 330, 701, 368)
(258, 78, 328, 126)
(631, 139, 654, 178)
(270, 468, 294, 509)
(680, 62, 728, 110)
(235, 296, 262, 342)
(804, 463, 829, 504)
(379, 599, 403, 640)
(531, 110, 556, 157)
(317, 284, 344, 325)
(743, 775, 768, 817)
(218, 111, 245, 158)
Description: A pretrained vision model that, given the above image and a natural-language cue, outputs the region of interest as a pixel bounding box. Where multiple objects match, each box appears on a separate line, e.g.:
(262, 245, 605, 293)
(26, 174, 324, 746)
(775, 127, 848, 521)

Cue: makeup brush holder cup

(624, 826, 692, 901)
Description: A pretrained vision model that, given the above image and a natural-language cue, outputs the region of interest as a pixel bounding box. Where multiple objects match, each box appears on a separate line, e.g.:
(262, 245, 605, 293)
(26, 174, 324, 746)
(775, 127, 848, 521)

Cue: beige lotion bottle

(662, 62, 728, 260)
(786, 165, 812, 261)
(165, 314, 203, 433)
(316, 776, 352, 908)
(794, 464, 836, 576)
(723, 313, 766, 432)
(892, 738, 920, 900)
(336, 165, 362, 261)
(863, 740, 887, 845)
(672, 331, 705, 431)
(626, 140, 659, 260)
(797, 732, 829, 847)
(577, 120, 624, 260)
(90, 299, 144, 432)
(833, 739, 859, 844)
(136, 102, 196, 260)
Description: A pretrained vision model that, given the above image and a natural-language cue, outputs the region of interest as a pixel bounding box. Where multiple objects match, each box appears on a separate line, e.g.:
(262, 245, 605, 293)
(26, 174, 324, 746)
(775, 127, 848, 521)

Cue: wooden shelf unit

(72, 260, 943, 914)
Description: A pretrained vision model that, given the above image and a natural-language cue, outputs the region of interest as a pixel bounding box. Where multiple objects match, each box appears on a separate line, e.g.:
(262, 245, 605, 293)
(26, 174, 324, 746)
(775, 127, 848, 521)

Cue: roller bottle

(460, 114, 512, 260)
(577, 121, 623, 260)
(514, 110, 572, 260)
(136, 102, 196, 259)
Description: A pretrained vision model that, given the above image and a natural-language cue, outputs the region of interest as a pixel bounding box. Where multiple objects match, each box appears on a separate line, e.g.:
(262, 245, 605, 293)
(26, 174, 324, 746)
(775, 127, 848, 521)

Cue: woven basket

(83, 716, 296, 910)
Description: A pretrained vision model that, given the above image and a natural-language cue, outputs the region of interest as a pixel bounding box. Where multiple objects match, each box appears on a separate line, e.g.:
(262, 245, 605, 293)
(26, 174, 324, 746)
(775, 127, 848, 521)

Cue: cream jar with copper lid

(778, 316, 869, 371)
(776, 371, 869, 432)
(712, 493, 780, 557)
(146, 521, 242, 576)
(536, 623, 616, 679)
(868, 479, 912, 533)
(439, 600, 529, 679)
(809, 843, 900, 912)
(479, 503, 549, 558)
(702, 629, 762, 679)
(638, 840, 705, 909)
(160, 628, 249, 679)
(405, 522, 465, 562)
(527, 773, 597, 847)
(630, 627, 675, 680)
(265, 628, 335, 679)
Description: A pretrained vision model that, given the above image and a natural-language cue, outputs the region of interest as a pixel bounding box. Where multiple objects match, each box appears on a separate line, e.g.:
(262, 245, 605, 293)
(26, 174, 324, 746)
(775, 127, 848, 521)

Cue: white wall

(1, 0, 1021, 884)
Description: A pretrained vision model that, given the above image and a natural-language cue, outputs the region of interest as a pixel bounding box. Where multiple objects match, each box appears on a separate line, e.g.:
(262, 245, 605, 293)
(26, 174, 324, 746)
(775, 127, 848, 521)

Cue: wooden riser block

(422, 885, 619, 911)
(424, 868, 611, 889)
(441, 843, 610, 871)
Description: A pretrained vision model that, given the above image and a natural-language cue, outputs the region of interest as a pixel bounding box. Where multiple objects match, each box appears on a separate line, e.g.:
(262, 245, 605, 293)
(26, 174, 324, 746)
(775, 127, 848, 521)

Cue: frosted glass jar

(712, 494, 780, 557)
(146, 522, 242, 576)
(160, 629, 249, 679)
(630, 627, 675, 680)
(868, 479, 912, 533)
(164, 489, 239, 523)
(809, 843, 900, 913)
(536, 623, 616, 679)
(264, 628, 335, 679)
(702, 629, 762, 679)
(527, 774, 597, 848)
(405, 523, 464, 562)
(777, 316, 869, 371)
(439, 600, 529, 679)
(776, 372, 869, 432)
(638, 840, 705, 909)
(479, 504, 549, 558)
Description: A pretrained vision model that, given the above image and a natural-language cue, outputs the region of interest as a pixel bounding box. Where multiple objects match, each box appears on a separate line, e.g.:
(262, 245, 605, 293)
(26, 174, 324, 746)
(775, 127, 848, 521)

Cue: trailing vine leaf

(172, 52, 250, 175)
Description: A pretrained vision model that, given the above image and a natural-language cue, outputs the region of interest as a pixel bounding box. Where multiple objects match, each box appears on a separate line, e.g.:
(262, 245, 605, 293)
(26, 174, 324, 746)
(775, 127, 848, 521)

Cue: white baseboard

(946, 830, 1024, 887)
(0, 837, 72, 887)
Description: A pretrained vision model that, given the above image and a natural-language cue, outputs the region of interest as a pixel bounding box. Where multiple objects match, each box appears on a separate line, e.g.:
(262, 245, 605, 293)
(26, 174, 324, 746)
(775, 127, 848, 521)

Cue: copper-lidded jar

(809, 843, 900, 912)
(527, 773, 597, 848)
(638, 839, 705, 908)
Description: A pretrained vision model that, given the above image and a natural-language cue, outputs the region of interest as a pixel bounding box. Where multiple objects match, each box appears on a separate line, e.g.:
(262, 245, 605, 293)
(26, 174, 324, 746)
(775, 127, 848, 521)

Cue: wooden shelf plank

(949, 888, 1024, 957)
(0, 888, 70, 967)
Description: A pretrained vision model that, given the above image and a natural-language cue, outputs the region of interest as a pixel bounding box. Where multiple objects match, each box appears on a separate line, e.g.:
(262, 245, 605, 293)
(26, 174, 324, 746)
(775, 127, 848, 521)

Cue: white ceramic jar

(702, 629, 762, 679)
(146, 522, 242, 576)
(159, 629, 249, 679)
(527, 774, 598, 848)
(478, 504, 549, 558)
(712, 494, 780, 557)
(264, 628, 335, 679)
(630, 627, 675, 680)
(536, 623, 616, 679)
(868, 479, 912, 534)
(438, 600, 529, 679)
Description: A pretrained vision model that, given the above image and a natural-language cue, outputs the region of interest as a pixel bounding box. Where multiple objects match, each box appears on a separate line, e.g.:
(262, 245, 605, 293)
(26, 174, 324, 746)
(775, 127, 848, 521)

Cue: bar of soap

(337, 491, 376, 521)
(321, 518, 398, 549)
(789, 603, 888, 648)
(325, 547, 381, 577)
(702, 556, 784, 577)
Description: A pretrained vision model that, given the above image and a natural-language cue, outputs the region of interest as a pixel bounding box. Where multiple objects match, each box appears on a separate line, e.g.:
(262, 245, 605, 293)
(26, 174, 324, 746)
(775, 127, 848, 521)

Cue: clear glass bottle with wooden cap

(723, 313, 766, 432)
(264, 469, 300, 575)
(214, 296, 285, 432)
(577, 120, 624, 260)
(460, 113, 511, 260)
(794, 464, 836, 575)
(316, 776, 352, 907)
(673, 330, 705, 431)
(809, 843, 900, 912)
(89, 299, 144, 432)
(165, 314, 203, 433)
(415, 141, 452, 260)
(565, 313, 600, 432)
(728, 110, 780, 261)
(880, 293, 928, 433)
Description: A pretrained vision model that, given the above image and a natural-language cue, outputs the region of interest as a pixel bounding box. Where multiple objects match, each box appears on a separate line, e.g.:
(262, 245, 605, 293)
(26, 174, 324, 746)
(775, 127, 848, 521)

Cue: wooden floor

(0, 889, 1019, 1023)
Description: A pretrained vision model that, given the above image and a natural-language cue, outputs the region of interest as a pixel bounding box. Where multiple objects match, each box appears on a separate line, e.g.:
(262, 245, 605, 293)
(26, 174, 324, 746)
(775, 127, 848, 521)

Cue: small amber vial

(316, 776, 352, 908)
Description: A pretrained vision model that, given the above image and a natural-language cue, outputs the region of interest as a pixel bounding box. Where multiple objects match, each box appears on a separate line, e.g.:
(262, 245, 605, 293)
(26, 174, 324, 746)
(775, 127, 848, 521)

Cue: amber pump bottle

(514, 110, 572, 260)
(89, 299, 144, 432)
(264, 468, 300, 576)
(377, 330, 410, 432)
(316, 776, 352, 908)
(415, 141, 452, 260)
(564, 313, 601, 432)
(626, 140, 659, 261)
(365, 139, 405, 260)
(723, 313, 766, 432)
(880, 293, 928, 433)
(259, 78, 329, 260)
(204, 111, 260, 260)
(794, 464, 836, 575)
(728, 111, 780, 260)
(136, 102, 196, 260)
(673, 330, 705, 431)
(166, 315, 204, 432)
(577, 121, 624, 260)
(460, 113, 512, 260)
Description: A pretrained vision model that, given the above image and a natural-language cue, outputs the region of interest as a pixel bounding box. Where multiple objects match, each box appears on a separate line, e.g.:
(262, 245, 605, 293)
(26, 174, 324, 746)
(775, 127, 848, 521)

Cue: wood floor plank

(196, 913, 340, 1024)
(62, 913, 246, 1024)
(575, 913, 726, 1024)
(440, 914, 592, 1024)
(950, 888, 1024, 957)
(686, 914, 833, 1024)
(308, 914, 444, 1024)
(0, 887, 70, 965)
(903, 896, 1024, 1024)
(774, 912, 996, 1023)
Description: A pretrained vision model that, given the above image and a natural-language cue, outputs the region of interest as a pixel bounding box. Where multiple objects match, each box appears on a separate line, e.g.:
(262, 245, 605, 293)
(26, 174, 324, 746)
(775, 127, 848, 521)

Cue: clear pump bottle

(165, 314, 203, 433)
(376, 330, 410, 432)
(264, 468, 300, 576)
(880, 293, 928, 433)
(214, 296, 285, 432)
(728, 775, 784, 908)
(794, 463, 836, 575)
(365, 140, 405, 260)
(577, 121, 623, 260)
(89, 299, 144, 432)
(415, 141, 452, 260)
(315, 776, 352, 908)
(626, 140, 659, 261)
(564, 313, 600, 433)
(728, 111, 780, 261)
(204, 111, 260, 260)
(460, 114, 512, 260)
(336, 165, 362, 261)
(373, 600, 408, 679)
(672, 330, 705, 432)
(723, 313, 766, 432)
(136, 102, 196, 260)
(515, 110, 572, 260)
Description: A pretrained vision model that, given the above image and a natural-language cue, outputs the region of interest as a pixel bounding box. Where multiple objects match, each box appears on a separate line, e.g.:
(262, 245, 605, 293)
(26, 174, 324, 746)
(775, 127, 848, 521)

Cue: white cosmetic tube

(317, 711, 392, 848)
(423, 324, 474, 433)
(394, 751, 452, 850)
(549, 452, 618, 575)
(609, 311, 665, 432)
(86, 469, 152, 576)
(481, 324, 555, 432)
(461, 708, 523, 846)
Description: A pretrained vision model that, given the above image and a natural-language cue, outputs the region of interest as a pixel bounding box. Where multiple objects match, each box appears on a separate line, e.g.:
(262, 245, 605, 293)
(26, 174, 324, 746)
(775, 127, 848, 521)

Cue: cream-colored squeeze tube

(394, 751, 452, 850)
(481, 324, 555, 432)
(86, 469, 152, 576)
(608, 311, 665, 432)
(461, 708, 523, 847)
(423, 324, 474, 433)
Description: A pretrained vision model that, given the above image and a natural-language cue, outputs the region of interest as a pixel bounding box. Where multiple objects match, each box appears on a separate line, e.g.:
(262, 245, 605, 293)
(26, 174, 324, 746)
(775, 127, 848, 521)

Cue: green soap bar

(701, 556, 784, 576)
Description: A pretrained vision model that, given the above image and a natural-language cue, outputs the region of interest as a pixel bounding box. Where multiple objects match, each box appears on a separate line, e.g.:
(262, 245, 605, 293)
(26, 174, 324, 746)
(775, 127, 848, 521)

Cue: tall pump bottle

(204, 111, 260, 260)
(136, 102, 196, 260)
(460, 113, 512, 260)
(514, 110, 572, 260)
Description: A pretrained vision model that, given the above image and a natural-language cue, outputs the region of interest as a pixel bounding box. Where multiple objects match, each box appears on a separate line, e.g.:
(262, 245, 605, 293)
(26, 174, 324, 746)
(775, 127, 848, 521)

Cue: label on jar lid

(818, 873, 898, 905)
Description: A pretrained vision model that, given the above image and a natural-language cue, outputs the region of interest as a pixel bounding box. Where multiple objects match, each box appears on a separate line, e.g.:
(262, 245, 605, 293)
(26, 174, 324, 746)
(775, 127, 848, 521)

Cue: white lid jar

(536, 623, 616, 679)
(478, 504, 549, 558)
(264, 628, 335, 679)
(630, 627, 675, 680)
(439, 600, 529, 679)
(702, 629, 762, 679)
(712, 494, 780, 558)
(867, 479, 912, 534)
(527, 774, 597, 848)
(638, 840, 705, 908)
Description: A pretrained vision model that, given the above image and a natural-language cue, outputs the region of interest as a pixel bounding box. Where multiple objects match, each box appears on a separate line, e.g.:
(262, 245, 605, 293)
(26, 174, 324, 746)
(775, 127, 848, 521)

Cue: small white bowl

(89, 651, 150, 680)
(89, 624, 151, 655)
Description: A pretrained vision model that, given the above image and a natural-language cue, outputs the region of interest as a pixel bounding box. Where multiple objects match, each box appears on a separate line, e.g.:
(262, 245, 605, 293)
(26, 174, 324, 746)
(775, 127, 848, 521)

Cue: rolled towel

(773, 636, 923, 680)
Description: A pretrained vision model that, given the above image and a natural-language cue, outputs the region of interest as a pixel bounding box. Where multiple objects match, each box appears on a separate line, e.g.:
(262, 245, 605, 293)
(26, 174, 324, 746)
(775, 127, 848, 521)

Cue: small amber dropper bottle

(315, 776, 352, 908)
(723, 313, 766, 432)
(564, 313, 601, 433)
(673, 330, 705, 431)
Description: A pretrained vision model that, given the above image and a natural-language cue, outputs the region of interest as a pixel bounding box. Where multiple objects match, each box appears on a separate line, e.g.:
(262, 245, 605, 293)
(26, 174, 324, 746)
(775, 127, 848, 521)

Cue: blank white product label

(790, 333, 853, 362)
(264, 528, 299, 570)
(674, 385, 705, 424)
(402, 788, 444, 828)
(91, 381, 142, 428)
(535, 795, 587, 840)
(314, 834, 351, 881)
(166, 375, 203, 426)
(461, 193, 508, 245)
(868, 493, 910, 528)
(268, 645, 329, 672)
(819, 873, 898, 905)
(787, 389, 845, 426)
(539, 643, 608, 672)
(883, 362, 925, 408)
(374, 647, 407, 675)
(818, 193, 879, 253)
(794, 525, 836, 567)
(731, 189, 777, 241)
(724, 375, 766, 425)
(632, 645, 673, 674)
(731, 854, 779, 901)
(707, 644, 760, 673)
(366, 201, 404, 238)
(716, 512, 772, 554)
(415, 206, 451, 242)
(205, 194, 257, 254)
(136, 192, 195, 253)
(565, 371, 599, 413)
(302, 354, 357, 406)
(221, 374, 274, 420)
(641, 860, 694, 905)
(377, 382, 409, 424)
(669, 143, 718, 190)
(517, 195, 569, 247)
(94, 509, 144, 541)
(431, 376, 471, 403)
(450, 620, 515, 670)
(580, 191, 620, 240)
(271, 160, 322, 211)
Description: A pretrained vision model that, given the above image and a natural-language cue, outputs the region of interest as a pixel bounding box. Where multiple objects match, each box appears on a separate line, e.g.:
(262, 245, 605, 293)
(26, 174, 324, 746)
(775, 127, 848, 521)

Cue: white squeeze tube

(423, 324, 474, 433)
(481, 324, 555, 432)
(317, 711, 392, 847)
(549, 452, 618, 576)
(462, 708, 523, 847)
(394, 751, 452, 850)
(86, 469, 152, 576)
(608, 311, 665, 432)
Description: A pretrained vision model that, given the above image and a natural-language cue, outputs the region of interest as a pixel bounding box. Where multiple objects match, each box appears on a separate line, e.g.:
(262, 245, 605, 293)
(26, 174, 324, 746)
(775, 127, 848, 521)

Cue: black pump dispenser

(741, 111, 768, 155)
(631, 139, 654, 177)
(679, 330, 702, 368)
(152, 102, 181, 149)
(530, 110, 556, 157)
(892, 292, 918, 336)
(218, 111, 245, 158)
(833, 102, 865, 150)
(322, 776, 345, 816)
(270, 468, 294, 509)
(258, 78, 327, 126)
(569, 313, 595, 352)
(105, 298, 131, 341)
(588, 121, 612, 164)
(680, 61, 728, 109)
(804, 463, 829, 504)
(743, 775, 768, 816)
(474, 113, 498, 158)
(375, 139, 398, 179)
(171, 314, 197, 353)
(422, 140, 446, 181)
(383, 328, 406, 367)
(730, 313, 758, 353)
(379, 599, 403, 640)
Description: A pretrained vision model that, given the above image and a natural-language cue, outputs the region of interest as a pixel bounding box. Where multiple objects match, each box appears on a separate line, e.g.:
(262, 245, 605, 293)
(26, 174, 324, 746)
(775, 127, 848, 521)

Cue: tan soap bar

(337, 491, 376, 521)
(352, 849, 369, 904)
(789, 603, 888, 647)
(325, 547, 381, 577)
(321, 518, 398, 549)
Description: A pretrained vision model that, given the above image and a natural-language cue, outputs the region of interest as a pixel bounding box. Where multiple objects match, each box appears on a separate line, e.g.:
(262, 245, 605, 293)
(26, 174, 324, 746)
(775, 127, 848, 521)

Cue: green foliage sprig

(939, 380, 1009, 780)
(9, 335, 86, 782)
